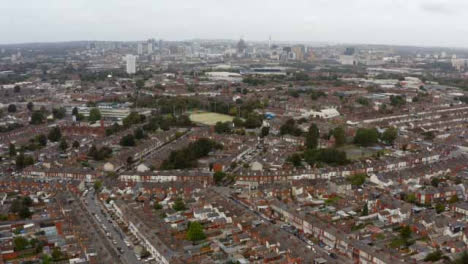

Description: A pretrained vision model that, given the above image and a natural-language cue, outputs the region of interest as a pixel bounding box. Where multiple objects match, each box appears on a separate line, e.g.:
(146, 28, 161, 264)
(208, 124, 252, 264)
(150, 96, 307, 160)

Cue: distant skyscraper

(137, 43, 143, 55)
(344, 47, 355, 55)
(148, 42, 153, 54)
(125, 55, 136, 74)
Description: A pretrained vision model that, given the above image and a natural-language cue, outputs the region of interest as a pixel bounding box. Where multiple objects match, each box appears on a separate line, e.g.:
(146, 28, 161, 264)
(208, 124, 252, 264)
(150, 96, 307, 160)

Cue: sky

(2, 0, 468, 48)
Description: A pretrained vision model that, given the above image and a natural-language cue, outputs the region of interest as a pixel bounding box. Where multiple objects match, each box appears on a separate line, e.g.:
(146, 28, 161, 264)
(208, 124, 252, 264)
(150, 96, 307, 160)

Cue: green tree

(48, 127, 62, 142)
(13, 236, 29, 251)
(382, 127, 398, 145)
(27, 102, 34, 111)
(7, 104, 16, 113)
(134, 128, 145, 140)
(94, 180, 103, 192)
(354, 128, 379, 147)
(332, 126, 346, 147)
(36, 134, 48, 147)
(305, 124, 319, 149)
(452, 251, 468, 264)
(51, 247, 64, 261)
(30, 111, 45, 125)
(260, 126, 270, 138)
(214, 122, 232, 134)
(362, 202, 369, 216)
(435, 203, 445, 214)
(16, 153, 26, 169)
(214, 171, 226, 185)
(431, 177, 440, 187)
(172, 197, 186, 211)
(88, 108, 101, 123)
(72, 140, 80, 149)
(153, 201, 162, 210)
(347, 173, 367, 186)
(390, 95, 406, 107)
(9, 143, 16, 157)
(52, 107, 66, 119)
(424, 250, 443, 262)
(120, 134, 136, 147)
(280, 119, 301, 136)
(187, 221, 206, 241)
(287, 153, 302, 167)
(400, 225, 412, 241)
(72, 107, 79, 116)
(59, 139, 68, 152)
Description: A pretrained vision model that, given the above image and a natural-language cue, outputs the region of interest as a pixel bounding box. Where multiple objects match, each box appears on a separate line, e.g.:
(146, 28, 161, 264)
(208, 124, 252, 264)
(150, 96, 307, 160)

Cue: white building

(137, 43, 143, 55)
(125, 55, 137, 74)
(148, 43, 153, 54)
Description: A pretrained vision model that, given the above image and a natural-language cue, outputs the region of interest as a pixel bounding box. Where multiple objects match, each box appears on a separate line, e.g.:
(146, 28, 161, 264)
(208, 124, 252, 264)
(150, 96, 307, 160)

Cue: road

(83, 189, 142, 264)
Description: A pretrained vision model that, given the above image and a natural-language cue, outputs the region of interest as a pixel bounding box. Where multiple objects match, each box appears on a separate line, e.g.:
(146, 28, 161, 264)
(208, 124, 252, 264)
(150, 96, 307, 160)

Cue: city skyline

(2, 0, 468, 48)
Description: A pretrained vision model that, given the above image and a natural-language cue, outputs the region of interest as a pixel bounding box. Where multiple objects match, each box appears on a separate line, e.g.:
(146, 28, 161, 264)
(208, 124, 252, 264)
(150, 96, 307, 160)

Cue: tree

(153, 201, 162, 210)
(431, 177, 440, 187)
(214, 171, 226, 185)
(435, 203, 445, 214)
(9, 143, 16, 157)
(88, 108, 101, 123)
(59, 139, 68, 152)
(94, 180, 103, 192)
(13, 236, 29, 251)
(72, 140, 80, 149)
(354, 128, 379, 147)
(48, 127, 62, 142)
(260, 126, 270, 138)
(120, 134, 136, 147)
(8, 104, 16, 113)
(400, 225, 412, 241)
(362, 203, 369, 216)
(36, 134, 47, 147)
(51, 248, 64, 261)
(305, 124, 319, 149)
(214, 122, 232, 134)
(27, 102, 34, 111)
(382, 127, 398, 145)
(280, 119, 302, 136)
(134, 128, 145, 140)
(16, 153, 26, 169)
(52, 108, 66, 119)
(332, 126, 346, 147)
(13, 85, 20, 93)
(72, 107, 79, 116)
(126, 156, 133, 168)
(30, 111, 45, 125)
(172, 197, 186, 211)
(347, 173, 367, 186)
(122, 112, 143, 127)
(449, 195, 459, 204)
(186, 221, 206, 241)
(390, 95, 406, 107)
(287, 153, 302, 167)
(452, 251, 468, 264)
(233, 117, 244, 127)
(424, 250, 443, 262)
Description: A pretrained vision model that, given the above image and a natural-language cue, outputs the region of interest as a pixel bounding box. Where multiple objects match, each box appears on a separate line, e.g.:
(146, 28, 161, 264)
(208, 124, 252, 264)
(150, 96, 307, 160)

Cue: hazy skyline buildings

(2, 0, 468, 48)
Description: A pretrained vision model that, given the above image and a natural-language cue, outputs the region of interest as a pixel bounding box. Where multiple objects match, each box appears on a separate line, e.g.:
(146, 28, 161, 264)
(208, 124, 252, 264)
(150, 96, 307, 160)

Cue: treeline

(160, 138, 222, 170)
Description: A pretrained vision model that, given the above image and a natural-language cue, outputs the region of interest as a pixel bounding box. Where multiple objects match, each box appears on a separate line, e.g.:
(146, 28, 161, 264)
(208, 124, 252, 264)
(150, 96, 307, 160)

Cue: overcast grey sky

(2, 0, 468, 47)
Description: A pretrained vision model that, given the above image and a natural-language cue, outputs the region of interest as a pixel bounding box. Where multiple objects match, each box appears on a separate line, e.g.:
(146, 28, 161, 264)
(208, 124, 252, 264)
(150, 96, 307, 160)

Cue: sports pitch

(189, 112, 234, 125)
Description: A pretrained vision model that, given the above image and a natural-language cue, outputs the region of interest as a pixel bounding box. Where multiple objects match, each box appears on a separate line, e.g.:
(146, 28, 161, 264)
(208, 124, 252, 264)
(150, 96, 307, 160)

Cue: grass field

(189, 112, 234, 126)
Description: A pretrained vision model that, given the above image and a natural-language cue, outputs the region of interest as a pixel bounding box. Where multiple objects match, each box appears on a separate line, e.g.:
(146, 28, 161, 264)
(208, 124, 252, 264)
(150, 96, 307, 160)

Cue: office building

(125, 54, 136, 74)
